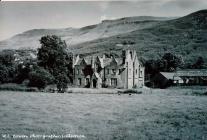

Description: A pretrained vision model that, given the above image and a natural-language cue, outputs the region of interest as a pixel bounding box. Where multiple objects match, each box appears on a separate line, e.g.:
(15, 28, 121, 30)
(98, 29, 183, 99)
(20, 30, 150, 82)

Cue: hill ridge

(0, 10, 207, 66)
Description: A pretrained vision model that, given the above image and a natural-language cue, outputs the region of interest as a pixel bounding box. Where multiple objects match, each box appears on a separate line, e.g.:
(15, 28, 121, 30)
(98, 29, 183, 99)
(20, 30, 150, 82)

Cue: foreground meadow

(0, 89, 207, 140)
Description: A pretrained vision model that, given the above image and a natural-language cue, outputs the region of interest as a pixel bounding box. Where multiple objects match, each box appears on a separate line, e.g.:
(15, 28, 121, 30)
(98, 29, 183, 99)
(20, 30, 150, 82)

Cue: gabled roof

(103, 57, 124, 67)
(84, 57, 93, 65)
(74, 56, 93, 66)
(160, 72, 175, 80)
(74, 49, 142, 68)
(95, 56, 104, 68)
(115, 58, 124, 66)
(103, 58, 112, 66)
(92, 72, 101, 79)
(75, 58, 85, 66)
(160, 72, 182, 80)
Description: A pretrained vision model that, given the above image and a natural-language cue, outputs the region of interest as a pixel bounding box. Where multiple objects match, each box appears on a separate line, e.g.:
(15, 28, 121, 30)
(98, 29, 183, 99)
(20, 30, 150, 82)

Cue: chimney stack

(91, 56, 95, 69)
(102, 54, 106, 59)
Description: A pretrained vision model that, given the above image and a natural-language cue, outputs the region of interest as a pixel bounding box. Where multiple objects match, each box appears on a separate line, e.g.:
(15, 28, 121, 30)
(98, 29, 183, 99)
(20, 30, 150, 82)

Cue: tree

(145, 59, 160, 75)
(0, 50, 15, 66)
(192, 56, 206, 69)
(0, 65, 9, 84)
(15, 62, 33, 84)
(55, 73, 70, 92)
(160, 53, 183, 72)
(38, 35, 68, 74)
(37, 35, 72, 92)
(145, 53, 184, 73)
(28, 66, 54, 89)
(0, 50, 16, 83)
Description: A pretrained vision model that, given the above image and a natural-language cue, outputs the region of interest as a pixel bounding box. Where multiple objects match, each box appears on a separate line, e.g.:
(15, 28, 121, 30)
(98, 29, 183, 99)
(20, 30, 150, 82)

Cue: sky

(0, 0, 207, 41)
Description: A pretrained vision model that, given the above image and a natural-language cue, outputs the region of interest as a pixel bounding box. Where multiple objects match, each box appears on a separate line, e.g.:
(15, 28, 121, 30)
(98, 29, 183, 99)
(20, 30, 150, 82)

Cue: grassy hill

(0, 16, 172, 50)
(0, 10, 206, 65)
(71, 10, 207, 65)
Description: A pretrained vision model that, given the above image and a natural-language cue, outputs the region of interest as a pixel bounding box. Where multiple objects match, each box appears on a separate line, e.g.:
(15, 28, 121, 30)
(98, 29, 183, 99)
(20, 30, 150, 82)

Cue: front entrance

(93, 79, 97, 88)
(85, 78, 90, 88)
(111, 78, 117, 87)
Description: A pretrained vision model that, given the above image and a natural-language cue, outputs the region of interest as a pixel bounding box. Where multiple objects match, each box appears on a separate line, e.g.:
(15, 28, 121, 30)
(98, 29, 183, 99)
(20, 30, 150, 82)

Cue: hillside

(71, 10, 207, 64)
(0, 16, 172, 50)
(0, 10, 206, 65)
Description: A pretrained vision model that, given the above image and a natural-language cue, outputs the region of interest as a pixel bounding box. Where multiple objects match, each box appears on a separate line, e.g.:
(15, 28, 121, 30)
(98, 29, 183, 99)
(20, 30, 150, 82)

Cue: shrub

(118, 89, 142, 94)
(28, 67, 54, 89)
(0, 83, 38, 92)
(0, 65, 9, 84)
(55, 73, 70, 92)
(192, 91, 207, 96)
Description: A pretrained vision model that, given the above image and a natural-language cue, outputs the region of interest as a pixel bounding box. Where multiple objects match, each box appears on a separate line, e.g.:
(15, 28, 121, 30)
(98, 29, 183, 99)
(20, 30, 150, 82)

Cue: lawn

(0, 89, 207, 140)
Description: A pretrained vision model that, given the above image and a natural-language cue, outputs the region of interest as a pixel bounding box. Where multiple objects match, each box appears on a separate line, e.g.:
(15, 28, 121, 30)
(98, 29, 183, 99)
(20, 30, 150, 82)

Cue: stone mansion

(72, 49, 145, 89)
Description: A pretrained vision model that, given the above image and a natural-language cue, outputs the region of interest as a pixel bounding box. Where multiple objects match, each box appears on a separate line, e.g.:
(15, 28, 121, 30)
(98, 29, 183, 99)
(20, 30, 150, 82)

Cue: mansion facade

(72, 50, 145, 89)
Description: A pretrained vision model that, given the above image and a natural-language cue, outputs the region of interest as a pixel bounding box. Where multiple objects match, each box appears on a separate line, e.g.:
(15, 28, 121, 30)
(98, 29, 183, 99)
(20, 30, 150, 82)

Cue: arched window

(130, 51, 133, 59)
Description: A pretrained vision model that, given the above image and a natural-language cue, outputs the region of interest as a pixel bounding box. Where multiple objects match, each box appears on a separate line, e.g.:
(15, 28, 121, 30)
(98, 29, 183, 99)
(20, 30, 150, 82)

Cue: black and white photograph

(0, 0, 207, 139)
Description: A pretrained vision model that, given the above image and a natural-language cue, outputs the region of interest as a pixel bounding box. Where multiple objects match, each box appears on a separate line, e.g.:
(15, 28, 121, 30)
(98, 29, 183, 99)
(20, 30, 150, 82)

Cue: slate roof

(115, 58, 124, 66)
(84, 57, 93, 65)
(74, 56, 93, 66)
(175, 69, 207, 77)
(75, 55, 124, 68)
(160, 72, 182, 80)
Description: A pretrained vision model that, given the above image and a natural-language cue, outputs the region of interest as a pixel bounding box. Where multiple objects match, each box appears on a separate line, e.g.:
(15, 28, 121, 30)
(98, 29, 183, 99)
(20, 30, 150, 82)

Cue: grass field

(0, 89, 207, 140)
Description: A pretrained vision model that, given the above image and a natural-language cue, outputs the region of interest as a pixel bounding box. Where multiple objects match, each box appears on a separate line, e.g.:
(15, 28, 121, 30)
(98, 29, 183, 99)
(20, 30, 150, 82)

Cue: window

(112, 69, 116, 74)
(85, 78, 90, 86)
(111, 78, 117, 86)
(81, 69, 84, 74)
(139, 71, 143, 78)
(76, 69, 79, 75)
(136, 69, 138, 75)
(107, 79, 111, 86)
(119, 69, 122, 75)
(78, 78, 82, 85)
(130, 51, 133, 59)
(107, 69, 110, 75)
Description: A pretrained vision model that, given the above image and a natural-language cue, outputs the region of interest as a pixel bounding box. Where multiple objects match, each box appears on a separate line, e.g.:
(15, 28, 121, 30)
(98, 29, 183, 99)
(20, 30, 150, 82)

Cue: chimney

(73, 54, 79, 68)
(102, 54, 106, 59)
(91, 56, 95, 69)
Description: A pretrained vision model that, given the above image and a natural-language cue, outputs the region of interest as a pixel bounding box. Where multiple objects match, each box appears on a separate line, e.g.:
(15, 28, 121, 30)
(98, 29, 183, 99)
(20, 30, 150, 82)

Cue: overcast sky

(0, 0, 207, 41)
